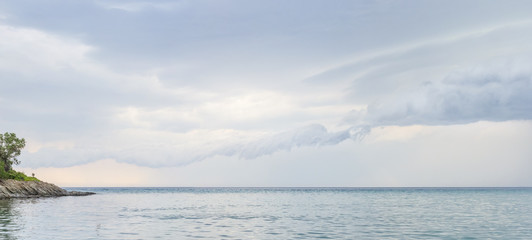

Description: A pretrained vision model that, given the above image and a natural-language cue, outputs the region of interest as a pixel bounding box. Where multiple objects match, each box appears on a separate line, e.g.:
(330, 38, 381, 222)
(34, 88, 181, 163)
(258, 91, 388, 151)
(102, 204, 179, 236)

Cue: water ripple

(0, 188, 531, 239)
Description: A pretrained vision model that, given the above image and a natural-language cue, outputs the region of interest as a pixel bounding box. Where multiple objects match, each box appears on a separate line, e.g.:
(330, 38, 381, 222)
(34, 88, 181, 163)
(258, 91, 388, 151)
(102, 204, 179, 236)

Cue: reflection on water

(0, 199, 19, 240)
(0, 198, 43, 240)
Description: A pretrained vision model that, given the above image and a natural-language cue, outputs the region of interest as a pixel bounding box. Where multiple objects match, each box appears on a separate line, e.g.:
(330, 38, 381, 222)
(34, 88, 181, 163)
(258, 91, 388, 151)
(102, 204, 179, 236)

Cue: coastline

(0, 179, 94, 198)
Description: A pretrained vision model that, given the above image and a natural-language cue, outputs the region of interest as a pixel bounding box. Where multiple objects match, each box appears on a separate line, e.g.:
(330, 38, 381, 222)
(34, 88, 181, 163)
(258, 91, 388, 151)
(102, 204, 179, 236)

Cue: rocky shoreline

(0, 179, 94, 198)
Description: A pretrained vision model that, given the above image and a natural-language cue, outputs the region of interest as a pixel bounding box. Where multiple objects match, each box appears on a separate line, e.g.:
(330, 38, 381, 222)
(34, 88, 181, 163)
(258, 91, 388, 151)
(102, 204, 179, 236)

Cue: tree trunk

(3, 160, 10, 172)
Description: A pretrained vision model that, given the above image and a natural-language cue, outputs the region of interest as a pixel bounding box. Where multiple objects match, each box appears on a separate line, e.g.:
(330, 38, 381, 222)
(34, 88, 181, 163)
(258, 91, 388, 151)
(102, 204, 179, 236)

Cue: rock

(0, 179, 95, 198)
(67, 191, 95, 196)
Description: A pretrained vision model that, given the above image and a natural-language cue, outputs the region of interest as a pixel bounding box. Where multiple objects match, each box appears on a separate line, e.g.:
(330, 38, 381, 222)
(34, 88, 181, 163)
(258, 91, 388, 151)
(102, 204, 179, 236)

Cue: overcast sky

(1, 0, 532, 187)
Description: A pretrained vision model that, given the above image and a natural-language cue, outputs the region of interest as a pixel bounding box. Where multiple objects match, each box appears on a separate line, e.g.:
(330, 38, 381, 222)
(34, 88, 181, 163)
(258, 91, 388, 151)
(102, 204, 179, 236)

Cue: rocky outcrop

(0, 179, 94, 198)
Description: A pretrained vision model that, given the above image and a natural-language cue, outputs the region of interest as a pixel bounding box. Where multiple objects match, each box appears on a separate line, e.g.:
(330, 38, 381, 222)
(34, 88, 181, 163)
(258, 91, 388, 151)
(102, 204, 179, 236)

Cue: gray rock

(0, 179, 94, 198)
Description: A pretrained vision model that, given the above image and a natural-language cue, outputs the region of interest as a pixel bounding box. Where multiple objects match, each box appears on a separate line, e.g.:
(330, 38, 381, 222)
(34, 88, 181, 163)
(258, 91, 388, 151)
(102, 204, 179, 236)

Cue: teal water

(0, 188, 531, 239)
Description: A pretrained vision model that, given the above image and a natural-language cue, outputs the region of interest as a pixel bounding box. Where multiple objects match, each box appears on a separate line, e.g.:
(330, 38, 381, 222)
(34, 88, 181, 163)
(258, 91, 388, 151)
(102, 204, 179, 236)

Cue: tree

(0, 132, 26, 172)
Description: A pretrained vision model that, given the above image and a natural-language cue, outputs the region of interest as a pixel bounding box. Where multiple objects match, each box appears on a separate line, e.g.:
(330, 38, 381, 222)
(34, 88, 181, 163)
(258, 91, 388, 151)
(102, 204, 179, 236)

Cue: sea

(0, 187, 531, 239)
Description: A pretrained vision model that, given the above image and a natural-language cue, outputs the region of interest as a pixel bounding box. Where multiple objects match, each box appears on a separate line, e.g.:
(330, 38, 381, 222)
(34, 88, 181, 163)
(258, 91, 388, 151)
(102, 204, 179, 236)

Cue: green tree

(0, 132, 26, 172)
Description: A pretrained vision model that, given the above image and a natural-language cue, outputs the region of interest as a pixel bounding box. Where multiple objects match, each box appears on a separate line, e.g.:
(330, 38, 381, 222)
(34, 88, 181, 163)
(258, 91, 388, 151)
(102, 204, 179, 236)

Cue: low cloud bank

(200, 124, 371, 161)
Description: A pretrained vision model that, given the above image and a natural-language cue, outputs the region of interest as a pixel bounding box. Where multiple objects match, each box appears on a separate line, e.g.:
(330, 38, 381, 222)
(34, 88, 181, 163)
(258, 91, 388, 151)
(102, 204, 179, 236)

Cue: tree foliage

(0, 132, 26, 172)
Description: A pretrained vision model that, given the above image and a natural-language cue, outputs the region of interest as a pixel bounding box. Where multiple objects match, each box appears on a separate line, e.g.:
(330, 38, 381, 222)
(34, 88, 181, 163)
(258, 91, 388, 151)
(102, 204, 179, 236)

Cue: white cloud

(0, 24, 93, 73)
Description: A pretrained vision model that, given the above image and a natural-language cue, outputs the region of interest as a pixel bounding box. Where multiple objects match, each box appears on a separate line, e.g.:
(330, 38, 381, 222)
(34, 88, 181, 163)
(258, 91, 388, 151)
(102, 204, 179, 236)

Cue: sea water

(0, 188, 531, 239)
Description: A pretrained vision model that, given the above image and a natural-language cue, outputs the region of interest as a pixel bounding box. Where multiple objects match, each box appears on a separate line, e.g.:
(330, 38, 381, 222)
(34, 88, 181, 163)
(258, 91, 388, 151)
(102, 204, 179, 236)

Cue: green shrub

(7, 170, 25, 181)
(0, 162, 40, 181)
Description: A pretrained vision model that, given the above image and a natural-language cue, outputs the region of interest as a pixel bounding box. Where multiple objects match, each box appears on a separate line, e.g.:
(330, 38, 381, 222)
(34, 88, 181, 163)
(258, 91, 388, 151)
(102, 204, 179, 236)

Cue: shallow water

(0, 188, 531, 239)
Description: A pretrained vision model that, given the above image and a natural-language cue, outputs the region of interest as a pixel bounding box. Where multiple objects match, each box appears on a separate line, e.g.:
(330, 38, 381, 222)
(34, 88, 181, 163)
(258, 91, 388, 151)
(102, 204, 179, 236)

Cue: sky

(1, 0, 532, 187)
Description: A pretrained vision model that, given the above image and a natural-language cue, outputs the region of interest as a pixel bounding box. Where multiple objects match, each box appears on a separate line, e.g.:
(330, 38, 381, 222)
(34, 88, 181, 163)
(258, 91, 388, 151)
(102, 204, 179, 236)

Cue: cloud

(136, 123, 371, 167)
(302, 19, 532, 108)
(0, 22, 369, 168)
(177, 57, 532, 166)
(203, 124, 371, 161)
(3, 0, 532, 176)
(347, 58, 532, 126)
(210, 56, 531, 163)
(23, 121, 532, 187)
(19, 123, 371, 168)
(96, 0, 183, 12)
(21, 55, 530, 169)
(0, 24, 93, 72)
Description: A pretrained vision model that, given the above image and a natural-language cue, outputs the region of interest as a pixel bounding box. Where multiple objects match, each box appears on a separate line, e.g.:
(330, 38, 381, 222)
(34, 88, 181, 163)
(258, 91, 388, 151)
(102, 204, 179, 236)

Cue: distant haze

(1, 0, 531, 186)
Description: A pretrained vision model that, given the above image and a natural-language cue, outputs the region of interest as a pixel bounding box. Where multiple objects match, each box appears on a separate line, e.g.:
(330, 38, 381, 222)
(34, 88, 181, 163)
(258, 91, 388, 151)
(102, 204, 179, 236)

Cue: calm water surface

(0, 188, 531, 239)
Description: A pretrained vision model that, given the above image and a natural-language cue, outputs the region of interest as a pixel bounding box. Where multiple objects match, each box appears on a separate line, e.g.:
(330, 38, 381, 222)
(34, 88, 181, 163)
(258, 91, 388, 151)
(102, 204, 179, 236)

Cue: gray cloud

(202, 124, 371, 162)
(20, 124, 371, 168)
(218, 58, 532, 164)
(347, 58, 532, 126)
